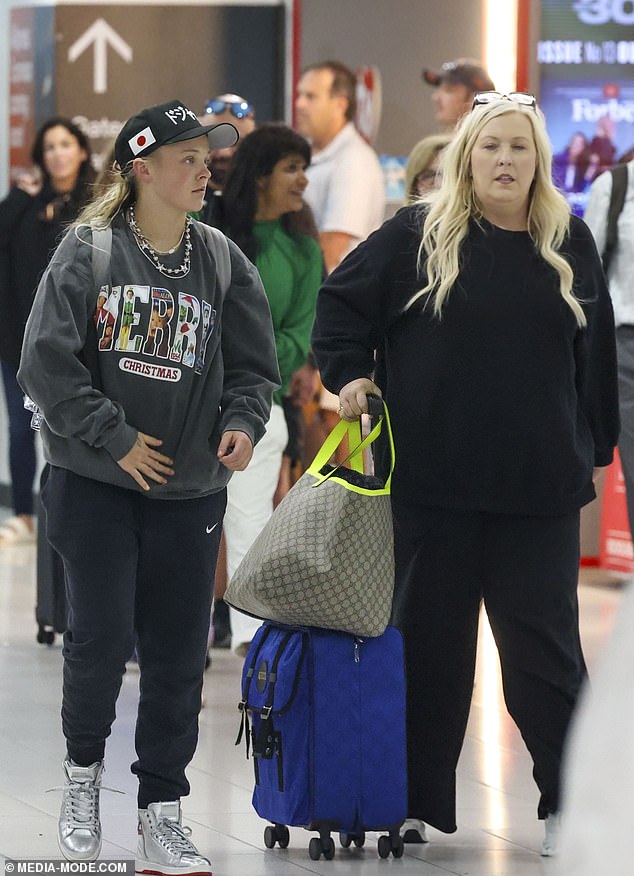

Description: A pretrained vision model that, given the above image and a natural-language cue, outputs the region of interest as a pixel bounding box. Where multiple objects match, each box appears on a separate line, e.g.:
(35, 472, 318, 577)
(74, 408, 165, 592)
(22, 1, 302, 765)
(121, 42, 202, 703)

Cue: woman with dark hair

(552, 131, 590, 194)
(221, 123, 320, 259)
(0, 117, 94, 544)
(219, 123, 323, 654)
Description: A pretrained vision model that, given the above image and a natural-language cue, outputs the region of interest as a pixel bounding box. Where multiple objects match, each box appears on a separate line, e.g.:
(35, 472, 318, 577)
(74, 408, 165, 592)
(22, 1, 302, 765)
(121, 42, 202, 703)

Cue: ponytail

(74, 167, 136, 230)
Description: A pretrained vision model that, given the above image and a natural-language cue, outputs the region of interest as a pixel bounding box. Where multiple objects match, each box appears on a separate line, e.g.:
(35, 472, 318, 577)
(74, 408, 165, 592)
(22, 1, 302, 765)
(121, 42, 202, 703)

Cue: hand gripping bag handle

(307, 393, 395, 493)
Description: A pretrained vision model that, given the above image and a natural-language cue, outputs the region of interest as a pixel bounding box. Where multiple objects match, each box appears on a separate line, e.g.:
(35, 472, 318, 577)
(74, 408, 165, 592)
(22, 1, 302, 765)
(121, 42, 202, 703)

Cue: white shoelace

(152, 818, 198, 855)
(48, 779, 122, 831)
(63, 781, 99, 829)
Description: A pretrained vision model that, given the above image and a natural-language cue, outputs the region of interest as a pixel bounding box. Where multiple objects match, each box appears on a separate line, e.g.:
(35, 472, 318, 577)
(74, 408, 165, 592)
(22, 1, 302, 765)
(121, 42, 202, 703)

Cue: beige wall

(300, 0, 486, 156)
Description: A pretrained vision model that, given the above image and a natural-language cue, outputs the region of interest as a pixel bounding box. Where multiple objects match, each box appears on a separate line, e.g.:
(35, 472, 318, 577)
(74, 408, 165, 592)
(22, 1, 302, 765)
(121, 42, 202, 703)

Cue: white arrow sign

(68, 19, 133, 94)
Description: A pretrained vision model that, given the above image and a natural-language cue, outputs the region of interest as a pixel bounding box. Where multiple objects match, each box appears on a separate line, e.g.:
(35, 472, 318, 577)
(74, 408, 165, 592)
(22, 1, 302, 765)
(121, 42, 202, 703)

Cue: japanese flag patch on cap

(114, 98, 239, 170)
(128, 126, 156, 156)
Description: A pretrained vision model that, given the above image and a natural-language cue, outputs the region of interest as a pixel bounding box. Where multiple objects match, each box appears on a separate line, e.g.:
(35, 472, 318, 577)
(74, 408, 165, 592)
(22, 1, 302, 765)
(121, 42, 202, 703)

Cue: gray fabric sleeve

(17, 229, 137, 461)
(218, 240, 281, 445)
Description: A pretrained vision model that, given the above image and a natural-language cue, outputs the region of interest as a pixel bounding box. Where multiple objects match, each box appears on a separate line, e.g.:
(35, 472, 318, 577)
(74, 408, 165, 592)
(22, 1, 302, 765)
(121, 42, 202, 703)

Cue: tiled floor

(0, 530, 626, 874)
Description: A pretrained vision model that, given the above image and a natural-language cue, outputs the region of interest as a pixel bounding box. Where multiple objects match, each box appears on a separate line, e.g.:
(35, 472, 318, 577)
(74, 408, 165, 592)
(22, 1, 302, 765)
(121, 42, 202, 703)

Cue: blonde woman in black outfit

(311, 93, 619, 858)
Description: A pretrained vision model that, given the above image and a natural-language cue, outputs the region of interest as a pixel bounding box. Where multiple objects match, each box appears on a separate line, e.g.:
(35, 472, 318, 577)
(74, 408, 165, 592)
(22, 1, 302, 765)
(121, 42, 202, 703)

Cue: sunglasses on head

(204, 98, 254, 119)
(472, 91, 537, 111)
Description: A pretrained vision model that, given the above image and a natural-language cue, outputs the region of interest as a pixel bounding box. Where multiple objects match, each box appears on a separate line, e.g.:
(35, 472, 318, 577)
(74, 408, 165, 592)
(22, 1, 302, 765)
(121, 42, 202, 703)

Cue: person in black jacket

(311, 92, 619, 858)
(0, 117, 94, 544)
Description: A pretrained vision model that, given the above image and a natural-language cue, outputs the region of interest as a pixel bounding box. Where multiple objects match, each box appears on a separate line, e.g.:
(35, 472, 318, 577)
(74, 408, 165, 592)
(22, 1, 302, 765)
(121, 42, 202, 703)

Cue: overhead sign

(52, 5, 285, 175)
(68, 18, 132, 94)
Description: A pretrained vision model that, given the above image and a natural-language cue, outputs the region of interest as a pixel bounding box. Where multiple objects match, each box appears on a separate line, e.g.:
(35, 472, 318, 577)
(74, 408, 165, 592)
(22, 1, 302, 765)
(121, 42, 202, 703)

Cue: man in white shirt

(584, 162, 634, 530)
(295, 61, 385, 447)
(295, 60, 385, 273)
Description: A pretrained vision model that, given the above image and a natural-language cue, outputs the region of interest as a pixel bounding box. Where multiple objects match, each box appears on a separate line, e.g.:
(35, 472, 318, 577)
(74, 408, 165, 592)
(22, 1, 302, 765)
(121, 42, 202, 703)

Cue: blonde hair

(404, 134, 452, 202)
(408, 100, 585, 327)
(74, 164, 136, 230)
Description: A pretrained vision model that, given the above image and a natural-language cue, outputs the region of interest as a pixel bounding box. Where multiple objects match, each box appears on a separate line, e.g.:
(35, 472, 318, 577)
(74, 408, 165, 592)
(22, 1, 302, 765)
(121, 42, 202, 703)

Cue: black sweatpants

(42, 466, 225, 808)
(391, 503, 586, 833)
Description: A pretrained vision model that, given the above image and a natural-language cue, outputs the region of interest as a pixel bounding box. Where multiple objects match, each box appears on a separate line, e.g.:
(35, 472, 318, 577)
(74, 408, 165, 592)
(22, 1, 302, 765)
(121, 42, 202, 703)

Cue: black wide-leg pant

(391, 503, 586, 833)
(42, 466, 225, 808)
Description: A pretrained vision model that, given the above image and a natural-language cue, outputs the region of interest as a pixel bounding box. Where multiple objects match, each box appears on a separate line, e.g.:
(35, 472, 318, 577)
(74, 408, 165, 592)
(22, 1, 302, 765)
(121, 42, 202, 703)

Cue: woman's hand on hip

(117, 432, 174, 491)
(338, 378, 382, 421)
(217, 430, 254, 471)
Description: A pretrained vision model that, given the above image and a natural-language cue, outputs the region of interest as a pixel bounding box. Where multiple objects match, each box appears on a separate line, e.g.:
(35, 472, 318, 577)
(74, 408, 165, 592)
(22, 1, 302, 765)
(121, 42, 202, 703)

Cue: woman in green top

(220, 123, 323, 653)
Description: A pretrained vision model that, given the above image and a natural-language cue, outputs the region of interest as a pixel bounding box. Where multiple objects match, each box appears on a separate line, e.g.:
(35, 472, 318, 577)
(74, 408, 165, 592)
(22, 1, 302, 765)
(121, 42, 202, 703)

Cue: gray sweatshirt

(18, 215, 280, 498)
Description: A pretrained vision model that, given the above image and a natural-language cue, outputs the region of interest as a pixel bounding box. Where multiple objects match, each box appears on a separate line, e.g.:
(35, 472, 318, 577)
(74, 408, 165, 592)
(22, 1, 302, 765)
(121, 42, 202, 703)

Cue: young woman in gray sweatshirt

(18, 99, 280, 873)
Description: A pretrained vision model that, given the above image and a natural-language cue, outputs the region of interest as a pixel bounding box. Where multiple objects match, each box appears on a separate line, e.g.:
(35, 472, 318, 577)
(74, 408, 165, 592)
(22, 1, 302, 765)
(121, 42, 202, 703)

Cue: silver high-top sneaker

(58, 759, 103, 861)
(136, 801, 212, 876)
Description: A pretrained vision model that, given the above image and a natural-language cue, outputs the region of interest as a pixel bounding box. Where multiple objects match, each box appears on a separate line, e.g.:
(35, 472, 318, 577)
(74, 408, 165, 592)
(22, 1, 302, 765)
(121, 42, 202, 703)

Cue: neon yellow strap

(306, 419, 361, 476)
(306, 399, 395, 491)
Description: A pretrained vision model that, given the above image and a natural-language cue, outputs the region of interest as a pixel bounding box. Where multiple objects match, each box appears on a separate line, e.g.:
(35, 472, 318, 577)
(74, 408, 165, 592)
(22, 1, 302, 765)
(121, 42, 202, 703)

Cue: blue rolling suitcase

(237, 623, 407, 860)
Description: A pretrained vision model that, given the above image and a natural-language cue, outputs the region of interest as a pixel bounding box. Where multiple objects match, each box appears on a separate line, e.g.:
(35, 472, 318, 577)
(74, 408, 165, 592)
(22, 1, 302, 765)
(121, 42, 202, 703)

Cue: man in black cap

(423, 57, 495, 128)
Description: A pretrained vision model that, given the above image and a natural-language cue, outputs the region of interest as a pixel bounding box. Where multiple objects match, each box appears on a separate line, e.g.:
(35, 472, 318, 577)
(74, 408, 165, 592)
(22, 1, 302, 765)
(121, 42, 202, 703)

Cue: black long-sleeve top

(312, 205, 619, 516)
(0, 181, 90, 366)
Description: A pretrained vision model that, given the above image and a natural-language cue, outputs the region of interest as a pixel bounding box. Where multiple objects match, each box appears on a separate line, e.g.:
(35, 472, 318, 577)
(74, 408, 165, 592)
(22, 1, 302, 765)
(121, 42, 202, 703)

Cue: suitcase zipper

(353, 636, 365, 833)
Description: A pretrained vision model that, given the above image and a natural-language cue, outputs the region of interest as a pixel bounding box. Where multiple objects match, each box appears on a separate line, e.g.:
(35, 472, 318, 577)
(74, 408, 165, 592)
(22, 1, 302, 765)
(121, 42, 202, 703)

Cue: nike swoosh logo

(206, 522, 219, 534)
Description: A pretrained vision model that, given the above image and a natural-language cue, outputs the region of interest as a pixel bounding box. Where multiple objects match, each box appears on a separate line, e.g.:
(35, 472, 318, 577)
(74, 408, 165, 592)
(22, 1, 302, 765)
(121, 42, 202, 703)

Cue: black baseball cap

(114, 99, 238, 168)
(422, 58, 495, 92)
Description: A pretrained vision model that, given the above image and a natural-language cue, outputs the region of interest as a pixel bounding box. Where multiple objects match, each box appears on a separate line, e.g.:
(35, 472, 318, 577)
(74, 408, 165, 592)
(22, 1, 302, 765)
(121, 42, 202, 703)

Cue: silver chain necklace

(127, 205, 193, 278)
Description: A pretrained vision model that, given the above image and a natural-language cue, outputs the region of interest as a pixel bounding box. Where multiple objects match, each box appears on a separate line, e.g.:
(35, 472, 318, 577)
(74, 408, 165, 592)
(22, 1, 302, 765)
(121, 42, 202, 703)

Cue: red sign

(599, 450, 634, 574)
(9, 7, 36, 181)
(355, 65, 382, 146)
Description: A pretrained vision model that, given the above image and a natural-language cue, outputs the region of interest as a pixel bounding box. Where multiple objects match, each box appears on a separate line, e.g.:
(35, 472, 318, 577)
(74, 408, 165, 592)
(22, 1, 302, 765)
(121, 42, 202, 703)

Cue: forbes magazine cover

(540, 78, 634, 216)
(538, 0, 634, 216)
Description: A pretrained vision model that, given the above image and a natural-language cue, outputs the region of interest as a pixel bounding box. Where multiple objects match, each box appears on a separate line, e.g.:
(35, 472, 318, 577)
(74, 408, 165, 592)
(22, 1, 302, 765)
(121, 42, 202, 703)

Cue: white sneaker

(400, 817, 428, 843)
(136, 801, 212, 876)
(541, 812, 561, 857)
(58, 759, 103, 862)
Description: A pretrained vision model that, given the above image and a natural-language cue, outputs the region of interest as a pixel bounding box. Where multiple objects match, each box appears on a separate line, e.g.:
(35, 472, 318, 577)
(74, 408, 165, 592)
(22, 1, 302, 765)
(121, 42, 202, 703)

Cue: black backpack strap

(602, 163, 628, 274)
(252, 630, 293, 760)
(235, 625, 274, 754)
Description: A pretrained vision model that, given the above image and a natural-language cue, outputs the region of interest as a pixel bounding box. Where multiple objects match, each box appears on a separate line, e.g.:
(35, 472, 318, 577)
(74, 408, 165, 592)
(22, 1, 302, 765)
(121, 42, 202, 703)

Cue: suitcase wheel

(264, 823, 289, 850)
(339, 830, 365, 849)
(309, 834, 335, 861)
(37, 625, 55, 646)
(377, 832, 404, 859)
